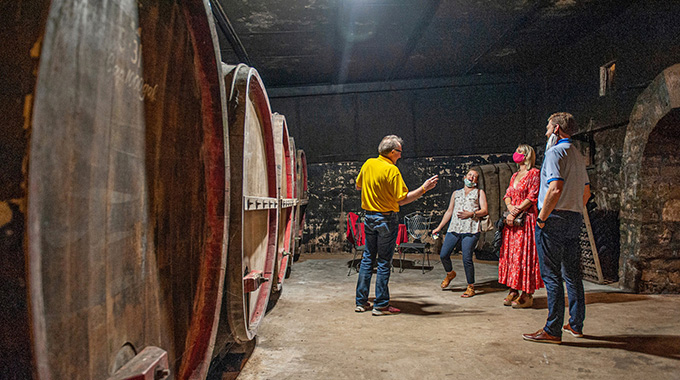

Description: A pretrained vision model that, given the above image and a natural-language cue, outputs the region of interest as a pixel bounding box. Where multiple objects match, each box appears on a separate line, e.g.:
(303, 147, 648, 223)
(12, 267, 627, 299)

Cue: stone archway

(620, 64, 680, 292)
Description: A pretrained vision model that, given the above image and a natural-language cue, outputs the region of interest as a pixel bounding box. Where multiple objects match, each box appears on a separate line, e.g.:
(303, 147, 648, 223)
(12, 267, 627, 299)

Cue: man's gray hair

(378, 135, 404, 155)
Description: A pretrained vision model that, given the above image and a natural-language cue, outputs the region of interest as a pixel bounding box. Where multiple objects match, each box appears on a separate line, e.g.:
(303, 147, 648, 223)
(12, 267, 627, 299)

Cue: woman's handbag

(502, 210, 526, 227)
(479, 214, 494, 232)
(476, 189, 494, 232)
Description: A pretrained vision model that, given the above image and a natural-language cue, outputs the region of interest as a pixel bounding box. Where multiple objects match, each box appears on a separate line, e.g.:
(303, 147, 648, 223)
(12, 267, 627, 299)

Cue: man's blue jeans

(355, 213, 399, 309)
(536, 210, 585, 336)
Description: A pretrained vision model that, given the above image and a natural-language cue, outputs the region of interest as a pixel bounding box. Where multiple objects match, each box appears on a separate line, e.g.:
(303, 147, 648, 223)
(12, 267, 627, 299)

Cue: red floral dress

(498, 168, 544, 293)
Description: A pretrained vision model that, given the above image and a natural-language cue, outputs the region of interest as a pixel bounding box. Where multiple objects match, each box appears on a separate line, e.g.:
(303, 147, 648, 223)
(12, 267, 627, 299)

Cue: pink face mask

(513, 152, 525, 163)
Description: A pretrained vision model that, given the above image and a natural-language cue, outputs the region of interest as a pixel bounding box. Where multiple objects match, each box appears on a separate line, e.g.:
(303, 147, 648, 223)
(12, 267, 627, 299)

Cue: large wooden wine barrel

(0, 1, 229, 379)
(271, 113, 296, 290)
(294, 148, 309, 260)
(216, 64, 278, 345)
(471, 163, 517, 250)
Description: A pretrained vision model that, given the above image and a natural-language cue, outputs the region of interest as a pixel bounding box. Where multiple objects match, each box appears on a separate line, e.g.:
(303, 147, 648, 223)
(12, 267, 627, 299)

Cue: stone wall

(585, 127, 627, 212)
(634, 109, 680, 292)
(299, 153, 512, 254)
(619, 65, 680, 292)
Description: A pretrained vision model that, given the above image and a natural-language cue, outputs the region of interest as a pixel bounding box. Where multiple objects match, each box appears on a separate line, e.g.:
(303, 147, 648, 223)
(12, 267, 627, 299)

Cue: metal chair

(398, 212, 432, 273)
(346, 212, 365, 276)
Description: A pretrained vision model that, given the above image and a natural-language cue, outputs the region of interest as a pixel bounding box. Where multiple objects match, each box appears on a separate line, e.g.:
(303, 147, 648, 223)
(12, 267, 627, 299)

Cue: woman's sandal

(511, 293, 533, 308)
(461, 285, 475, 298)
(503, 291, 519, 306)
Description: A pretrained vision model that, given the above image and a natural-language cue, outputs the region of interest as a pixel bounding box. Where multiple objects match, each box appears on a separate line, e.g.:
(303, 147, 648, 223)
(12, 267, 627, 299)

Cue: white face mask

(546, 133, 558, 151)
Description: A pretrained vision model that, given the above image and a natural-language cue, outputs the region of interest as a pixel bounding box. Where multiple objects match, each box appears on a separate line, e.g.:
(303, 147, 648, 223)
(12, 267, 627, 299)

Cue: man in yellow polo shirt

(355, 135, 438, 315)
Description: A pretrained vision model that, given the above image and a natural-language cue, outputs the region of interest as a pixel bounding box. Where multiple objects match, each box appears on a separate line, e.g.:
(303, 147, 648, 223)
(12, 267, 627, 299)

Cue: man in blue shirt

(523, 112, 591, 344)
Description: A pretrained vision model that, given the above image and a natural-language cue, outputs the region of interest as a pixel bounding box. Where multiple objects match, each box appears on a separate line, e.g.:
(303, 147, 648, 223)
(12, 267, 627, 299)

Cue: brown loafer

(562, 324, 584, 338)
(522, 329, 561, 344)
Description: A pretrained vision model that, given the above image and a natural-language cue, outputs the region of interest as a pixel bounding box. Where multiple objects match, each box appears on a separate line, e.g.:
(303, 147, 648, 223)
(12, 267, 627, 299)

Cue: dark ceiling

(213, 0, 637, 89)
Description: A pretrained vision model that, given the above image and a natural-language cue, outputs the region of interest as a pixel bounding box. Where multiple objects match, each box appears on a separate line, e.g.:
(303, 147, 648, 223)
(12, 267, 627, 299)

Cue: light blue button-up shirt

(538, 139, 589, 213)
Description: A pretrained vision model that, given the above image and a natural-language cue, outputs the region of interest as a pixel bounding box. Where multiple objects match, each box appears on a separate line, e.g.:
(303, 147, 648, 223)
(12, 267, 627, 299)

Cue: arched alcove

(620, 64, 680, 292)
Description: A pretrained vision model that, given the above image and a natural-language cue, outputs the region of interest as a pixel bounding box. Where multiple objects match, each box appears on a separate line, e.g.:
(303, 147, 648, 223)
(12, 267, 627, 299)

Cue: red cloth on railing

(346, 212, 365, 246)
(396, 224, 408, 246)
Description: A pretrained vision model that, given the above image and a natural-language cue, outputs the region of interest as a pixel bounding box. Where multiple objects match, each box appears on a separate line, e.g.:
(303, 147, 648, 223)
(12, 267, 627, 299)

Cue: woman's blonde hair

(517, 144, 536, 169)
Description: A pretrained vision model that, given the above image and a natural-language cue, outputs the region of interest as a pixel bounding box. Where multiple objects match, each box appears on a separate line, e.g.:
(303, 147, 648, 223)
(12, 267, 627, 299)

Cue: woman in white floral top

(432, 169, 489, 297)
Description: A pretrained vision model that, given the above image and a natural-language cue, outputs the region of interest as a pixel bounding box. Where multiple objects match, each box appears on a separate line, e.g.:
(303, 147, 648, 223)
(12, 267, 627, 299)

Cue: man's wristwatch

(537, 217, 545, 224)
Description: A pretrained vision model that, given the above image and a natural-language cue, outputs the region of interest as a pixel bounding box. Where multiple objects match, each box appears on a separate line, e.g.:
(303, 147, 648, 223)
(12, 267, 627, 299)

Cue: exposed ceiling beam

(212, 0, 251, 66)
(267, 73, 519, 98)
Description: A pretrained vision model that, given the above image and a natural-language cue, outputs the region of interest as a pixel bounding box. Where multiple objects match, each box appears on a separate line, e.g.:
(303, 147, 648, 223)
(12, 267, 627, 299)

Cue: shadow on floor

(395, 259, 434, 272)
(561, 334, 680, 360)
(365, 297, 488, 317)
(531, 292, 651, 309)
(443, 279, 508, 296)
(346, 259, 434, 273)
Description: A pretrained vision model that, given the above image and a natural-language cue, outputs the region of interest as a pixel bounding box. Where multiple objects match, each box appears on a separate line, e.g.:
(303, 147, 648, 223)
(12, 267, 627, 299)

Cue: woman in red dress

(498, 144, 543, 308)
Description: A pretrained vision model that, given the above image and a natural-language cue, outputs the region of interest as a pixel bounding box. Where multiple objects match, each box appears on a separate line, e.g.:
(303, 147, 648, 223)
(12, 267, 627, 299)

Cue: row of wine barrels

(216, 63, 308, 346)
(470, 163, 517, 251)
(0, 2, 310, 379)
(216, 63, 278, 346)
(0, 1, 229, 379)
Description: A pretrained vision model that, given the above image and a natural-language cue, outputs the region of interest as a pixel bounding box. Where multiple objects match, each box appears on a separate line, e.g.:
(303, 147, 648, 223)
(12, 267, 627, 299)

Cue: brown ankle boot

(440, 270, 457, 289)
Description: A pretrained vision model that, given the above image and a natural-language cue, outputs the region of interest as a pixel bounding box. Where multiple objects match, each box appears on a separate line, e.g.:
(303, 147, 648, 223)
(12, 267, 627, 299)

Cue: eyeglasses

(394, 149, 402, 153)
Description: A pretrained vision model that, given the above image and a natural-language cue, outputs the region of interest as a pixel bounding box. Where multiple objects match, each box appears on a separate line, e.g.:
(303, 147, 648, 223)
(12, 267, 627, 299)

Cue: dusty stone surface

(237, 255, 680, 379)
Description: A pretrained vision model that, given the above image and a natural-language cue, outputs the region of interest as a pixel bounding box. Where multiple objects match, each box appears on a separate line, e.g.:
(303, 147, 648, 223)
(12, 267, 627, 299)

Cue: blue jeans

(536, 210, 585, 337)
(439, 231, 479, 284)
(355, 213, 399, 309)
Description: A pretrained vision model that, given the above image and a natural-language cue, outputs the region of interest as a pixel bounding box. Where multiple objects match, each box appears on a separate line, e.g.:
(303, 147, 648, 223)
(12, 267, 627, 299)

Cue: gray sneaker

(372, 305, 401, 316)
(355, 303, 372, 312)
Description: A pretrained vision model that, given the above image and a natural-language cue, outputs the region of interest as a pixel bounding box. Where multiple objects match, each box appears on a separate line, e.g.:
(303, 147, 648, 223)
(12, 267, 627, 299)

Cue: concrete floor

(237, 254, 680, 380)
